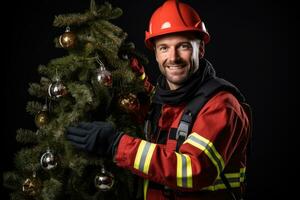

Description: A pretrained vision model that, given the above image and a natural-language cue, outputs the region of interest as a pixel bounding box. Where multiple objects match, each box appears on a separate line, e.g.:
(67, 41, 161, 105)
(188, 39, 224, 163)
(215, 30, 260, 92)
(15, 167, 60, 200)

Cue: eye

(179, 43, 192, 50)
(158, 46, 168, 52)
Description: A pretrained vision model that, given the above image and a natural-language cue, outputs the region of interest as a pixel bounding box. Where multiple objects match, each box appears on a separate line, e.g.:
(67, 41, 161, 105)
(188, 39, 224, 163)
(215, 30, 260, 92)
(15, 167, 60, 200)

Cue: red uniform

(115, 90, 251, 200)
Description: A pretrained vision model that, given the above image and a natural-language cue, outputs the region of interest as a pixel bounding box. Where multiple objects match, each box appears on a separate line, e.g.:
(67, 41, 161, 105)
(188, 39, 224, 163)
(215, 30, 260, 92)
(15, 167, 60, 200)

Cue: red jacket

(115, 90, 251, 200)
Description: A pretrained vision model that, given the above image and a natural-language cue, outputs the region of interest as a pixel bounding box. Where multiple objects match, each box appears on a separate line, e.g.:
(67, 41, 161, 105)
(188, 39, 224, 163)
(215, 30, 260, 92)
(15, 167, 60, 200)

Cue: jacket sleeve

(130, 57, 155, 95)
(114, 92, 250, 191)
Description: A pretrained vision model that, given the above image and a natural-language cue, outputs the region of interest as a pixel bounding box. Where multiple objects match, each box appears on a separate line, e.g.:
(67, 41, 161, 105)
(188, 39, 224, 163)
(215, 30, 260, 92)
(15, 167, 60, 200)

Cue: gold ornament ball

(59, 30, 76, 49)
(118, 93, 140, 113)
(22, 177, 41, 197)
(35, 111, 49, 128)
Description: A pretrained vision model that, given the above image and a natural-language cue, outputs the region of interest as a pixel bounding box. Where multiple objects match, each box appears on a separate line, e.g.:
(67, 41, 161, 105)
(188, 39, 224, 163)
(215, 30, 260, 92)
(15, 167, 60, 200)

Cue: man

(66, 0, 252, 199)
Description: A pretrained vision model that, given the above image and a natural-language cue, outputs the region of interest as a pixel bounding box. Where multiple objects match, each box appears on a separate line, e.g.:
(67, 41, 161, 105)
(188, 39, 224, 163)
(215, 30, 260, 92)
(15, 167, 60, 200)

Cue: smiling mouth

(166, 65, 185, 70)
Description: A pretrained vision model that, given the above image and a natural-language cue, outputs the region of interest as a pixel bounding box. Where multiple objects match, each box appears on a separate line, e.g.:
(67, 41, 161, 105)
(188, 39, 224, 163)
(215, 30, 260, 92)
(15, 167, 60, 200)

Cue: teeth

(167, 65, 183, 69)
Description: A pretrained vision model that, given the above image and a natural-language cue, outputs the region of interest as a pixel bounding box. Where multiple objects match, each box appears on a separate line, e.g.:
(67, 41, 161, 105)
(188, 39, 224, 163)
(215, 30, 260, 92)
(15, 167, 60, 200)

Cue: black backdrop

(4, 0, 289, 199)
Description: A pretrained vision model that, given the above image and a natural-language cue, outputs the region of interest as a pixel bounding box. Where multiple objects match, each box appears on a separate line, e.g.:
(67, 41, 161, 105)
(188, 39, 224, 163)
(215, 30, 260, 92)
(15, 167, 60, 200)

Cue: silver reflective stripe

(181, 154, 188, 187)
(139, 142, 151, 171)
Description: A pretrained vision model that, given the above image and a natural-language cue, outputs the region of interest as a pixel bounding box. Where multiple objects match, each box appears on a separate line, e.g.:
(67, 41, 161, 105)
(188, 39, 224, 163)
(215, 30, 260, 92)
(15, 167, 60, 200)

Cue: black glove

(66, 121, 123, 157)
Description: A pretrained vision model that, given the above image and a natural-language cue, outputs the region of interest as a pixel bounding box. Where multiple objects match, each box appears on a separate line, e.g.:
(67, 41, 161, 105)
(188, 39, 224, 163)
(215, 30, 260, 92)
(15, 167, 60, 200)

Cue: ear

(199, 40, 205, 59)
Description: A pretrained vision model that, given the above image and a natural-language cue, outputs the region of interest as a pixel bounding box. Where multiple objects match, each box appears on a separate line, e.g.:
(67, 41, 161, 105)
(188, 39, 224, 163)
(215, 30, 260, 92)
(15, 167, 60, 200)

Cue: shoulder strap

(175, 77, 245, 151)
(144, 102, 162, 141)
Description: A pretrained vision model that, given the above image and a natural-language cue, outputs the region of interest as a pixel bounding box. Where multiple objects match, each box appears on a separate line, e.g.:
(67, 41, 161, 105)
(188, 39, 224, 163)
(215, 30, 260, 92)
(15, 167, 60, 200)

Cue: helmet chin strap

(190, 39, 201, 73)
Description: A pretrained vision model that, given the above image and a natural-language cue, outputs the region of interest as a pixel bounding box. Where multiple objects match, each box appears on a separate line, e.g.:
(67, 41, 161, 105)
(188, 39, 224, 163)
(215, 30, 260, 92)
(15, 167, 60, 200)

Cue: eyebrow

(156, 41, 191, 48)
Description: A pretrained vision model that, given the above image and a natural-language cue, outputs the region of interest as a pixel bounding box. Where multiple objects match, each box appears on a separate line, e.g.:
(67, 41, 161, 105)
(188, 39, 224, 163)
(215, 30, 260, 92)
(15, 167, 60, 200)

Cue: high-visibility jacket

(115, 89, 251, 200)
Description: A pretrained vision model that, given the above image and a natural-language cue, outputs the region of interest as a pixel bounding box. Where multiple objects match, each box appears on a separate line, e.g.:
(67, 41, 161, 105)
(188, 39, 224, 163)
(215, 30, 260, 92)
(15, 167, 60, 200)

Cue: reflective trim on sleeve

(134, 140, 156, 174)
(239, 167, 246, 182)
(184, 132, 225, 176)
(175, 153, 193, 188)
(139, 72, 146, 80)
(143, 179, 149, 200)
(202, 168, 246, 191)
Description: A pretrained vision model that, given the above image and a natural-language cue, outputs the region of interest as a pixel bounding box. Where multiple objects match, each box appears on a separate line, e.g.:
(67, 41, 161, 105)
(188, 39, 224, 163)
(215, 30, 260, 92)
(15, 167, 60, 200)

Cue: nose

(168, 47, 180, 63)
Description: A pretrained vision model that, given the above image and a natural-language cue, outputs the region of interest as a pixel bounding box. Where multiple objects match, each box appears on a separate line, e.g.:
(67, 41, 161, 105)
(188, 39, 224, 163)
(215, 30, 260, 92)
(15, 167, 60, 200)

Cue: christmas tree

(3, 0, 149, 199)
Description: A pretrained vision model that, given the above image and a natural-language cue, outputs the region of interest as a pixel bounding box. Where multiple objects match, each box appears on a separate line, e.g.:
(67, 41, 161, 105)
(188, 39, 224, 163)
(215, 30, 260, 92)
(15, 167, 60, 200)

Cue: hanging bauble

(22, 172, 41, 197)
(95, 66, 112, 87)
(48, 80, 67, 99)
(118, 93, 140, 113)
(94, 166, 114, 191)
(59, 26, 76, 49)
(40, 148, 58, 170)
(35, 105, 49, 128)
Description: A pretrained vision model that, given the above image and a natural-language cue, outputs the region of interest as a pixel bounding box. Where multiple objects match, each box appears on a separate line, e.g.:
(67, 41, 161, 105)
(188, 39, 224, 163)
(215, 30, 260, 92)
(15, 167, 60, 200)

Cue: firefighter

(66, 0, 252, 199)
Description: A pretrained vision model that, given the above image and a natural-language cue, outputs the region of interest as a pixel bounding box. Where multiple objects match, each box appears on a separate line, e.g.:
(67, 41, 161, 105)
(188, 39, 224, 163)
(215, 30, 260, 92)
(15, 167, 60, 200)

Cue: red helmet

(145, 0, 210, 49)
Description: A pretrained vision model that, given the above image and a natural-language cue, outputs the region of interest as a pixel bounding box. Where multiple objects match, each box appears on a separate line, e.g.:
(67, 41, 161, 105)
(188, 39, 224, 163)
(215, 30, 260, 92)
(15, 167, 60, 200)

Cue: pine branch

(107, 57, 129, 71)
(3, 171, 22, 190)
(53, 2, 122, 27)
(39, 55, 97, 83)
(41, 178, 63, 200)
(112, 68, 135, 91)
(89, 20, 128, 62)
(16, 129, 39, 144)
(26, 101, 43, 115)
(40, 114, 69, 139)
(92, 35, 119, 60)
(14, 148, 41, 172)
(40, 76, 52, 88)
(28, 82, 48, 98)
(10, 192, 27, 200)
(53, 13, 94, 27)
(27, 73, 52, 99)
(68, 154, 89, 176)
(93, 20, 127, 49)
(45, 55, 95, 79)
(67, 82, 94, 108)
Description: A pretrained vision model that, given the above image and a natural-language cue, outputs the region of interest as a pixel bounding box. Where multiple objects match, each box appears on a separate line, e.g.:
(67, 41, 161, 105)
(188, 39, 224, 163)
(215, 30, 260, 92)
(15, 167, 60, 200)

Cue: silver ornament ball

(40, 149, 58, 170)
(48, 80, 67, 98)
(95, 66, 112, 87)
(94, 167, 114, 191)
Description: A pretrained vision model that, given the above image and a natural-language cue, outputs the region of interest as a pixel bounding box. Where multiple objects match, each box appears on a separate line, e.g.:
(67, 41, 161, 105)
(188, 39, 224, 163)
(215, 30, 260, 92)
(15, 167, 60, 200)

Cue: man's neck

(167, 81, 181, 90)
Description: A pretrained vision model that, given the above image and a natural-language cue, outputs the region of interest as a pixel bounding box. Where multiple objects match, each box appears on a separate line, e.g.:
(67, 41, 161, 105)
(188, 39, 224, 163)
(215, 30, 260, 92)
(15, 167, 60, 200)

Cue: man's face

(154, 32, 204, 90)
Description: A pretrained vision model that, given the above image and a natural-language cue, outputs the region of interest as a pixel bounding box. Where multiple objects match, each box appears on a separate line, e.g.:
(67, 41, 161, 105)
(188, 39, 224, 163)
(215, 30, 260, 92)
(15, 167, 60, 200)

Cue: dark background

(4, 0, 289, 199)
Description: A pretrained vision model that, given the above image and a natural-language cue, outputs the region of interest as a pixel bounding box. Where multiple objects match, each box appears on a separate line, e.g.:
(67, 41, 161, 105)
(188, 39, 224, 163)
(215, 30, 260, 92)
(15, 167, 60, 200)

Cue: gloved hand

(130, 57, 145, 79)
(66, 121, 123, 157)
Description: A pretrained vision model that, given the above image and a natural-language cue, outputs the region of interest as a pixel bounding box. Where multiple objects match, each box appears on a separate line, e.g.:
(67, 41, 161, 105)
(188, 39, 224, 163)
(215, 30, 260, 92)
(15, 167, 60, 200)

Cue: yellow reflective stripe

(203, 182, 241, 191)
(144, 144, 156, 174)
(143, 179, 149, 200)
(176, 153, 183, 187)
(184, 133, 225, 176)
(240, 167, 246, 173)
(139, 72, 146, 80)
(219, 168, 246, 179)
(134, 140, 146, 170)
(223, 172, 240, 179)
(134, 140, 156, 174)
(175, 153, 193, 188)
(240, 167, 246, 182)
(186, 156, 193, 188)
(201, 168, 246, 191)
